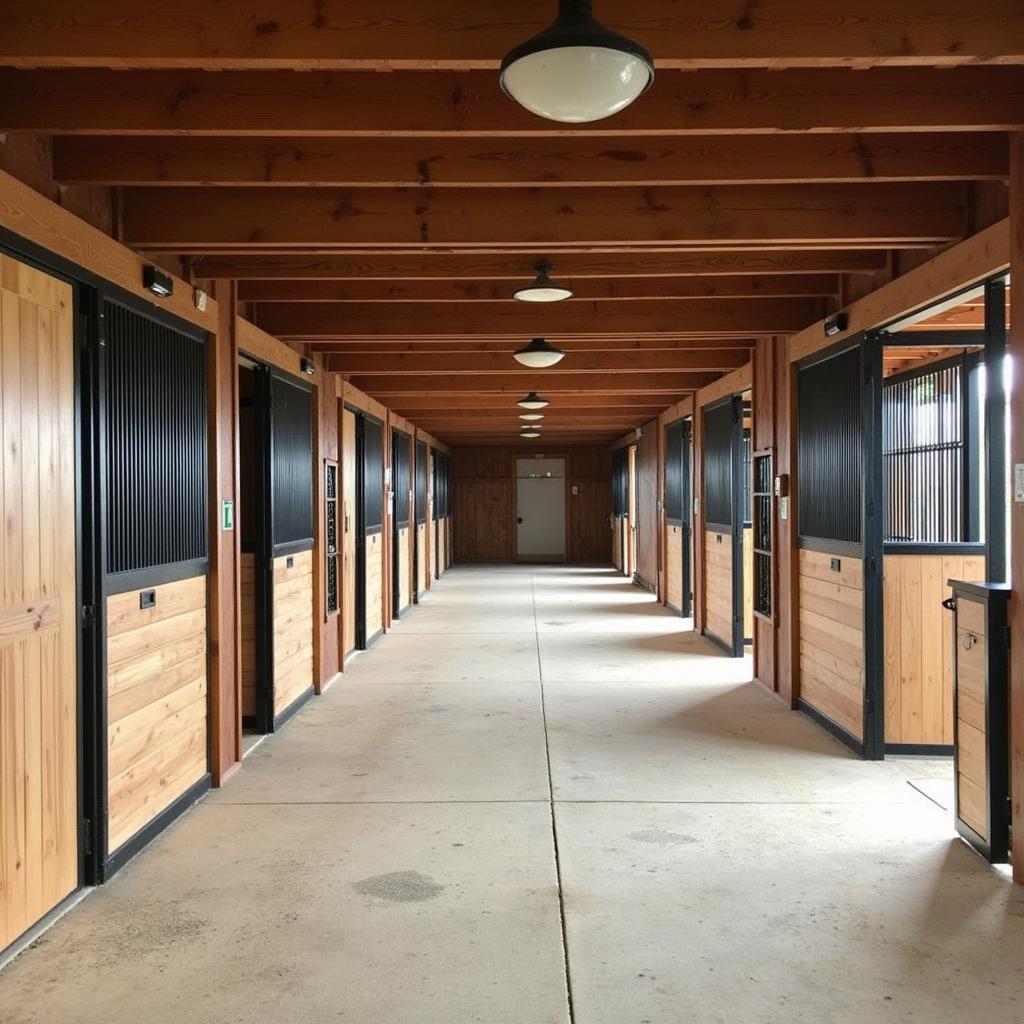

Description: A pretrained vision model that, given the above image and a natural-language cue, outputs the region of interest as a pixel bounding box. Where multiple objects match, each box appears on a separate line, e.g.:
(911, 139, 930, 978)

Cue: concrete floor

(2, 564, 1023, 1024)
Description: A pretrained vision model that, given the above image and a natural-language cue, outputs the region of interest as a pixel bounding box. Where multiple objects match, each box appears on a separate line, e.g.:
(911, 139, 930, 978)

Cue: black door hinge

(82, 818, 92, 856)
(81, 604, 96, 628)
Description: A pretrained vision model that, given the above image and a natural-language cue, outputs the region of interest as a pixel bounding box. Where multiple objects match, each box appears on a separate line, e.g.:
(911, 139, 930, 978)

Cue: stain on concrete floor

(351, 871, 446, 903)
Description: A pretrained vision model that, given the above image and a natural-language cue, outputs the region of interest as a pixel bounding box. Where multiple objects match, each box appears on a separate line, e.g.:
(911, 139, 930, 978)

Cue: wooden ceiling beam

(191, 250, 889, 279)
(7, 68, 1024, 136)
(326, 349, 750, 374)
(53, 133, 1008, 187)
(236, 274, 840, 303)
(122, 183, 967, 250)
(3, 2, 1021, 69)
(388, 394, 668, 411)
(260, 297, 823, 338)
(350, 372, 712, 394)
(310, 338, 756, 353)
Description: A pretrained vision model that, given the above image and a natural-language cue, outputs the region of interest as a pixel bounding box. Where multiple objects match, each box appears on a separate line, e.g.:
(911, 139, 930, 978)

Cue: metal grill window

(703, 401, 734, 529)
(363, 418, 384, 535)
(882, 359, 976, 544)
(415, 442, 427, 524)
(104, 299, 207, 575)
(271, 375, 313, 549)
(665, 421, 684, 523)
(393, 430, 411, 527)
(612, 447, 628, 516)
(325, 462, 338, 615)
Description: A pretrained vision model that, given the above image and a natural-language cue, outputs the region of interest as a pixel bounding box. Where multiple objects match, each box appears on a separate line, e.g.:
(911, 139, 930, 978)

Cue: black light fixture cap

(823, 311, 850, 337)
(300, 357, 316, 375)
(499, 0, 654, 91)
(142, 264, 174, 298)
(518, 337, 565, 355)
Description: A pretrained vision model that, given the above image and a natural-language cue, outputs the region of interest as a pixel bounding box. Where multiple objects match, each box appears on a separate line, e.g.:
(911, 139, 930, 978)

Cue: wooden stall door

(342, 408, 356, 657)
(0, 256, 78, 949)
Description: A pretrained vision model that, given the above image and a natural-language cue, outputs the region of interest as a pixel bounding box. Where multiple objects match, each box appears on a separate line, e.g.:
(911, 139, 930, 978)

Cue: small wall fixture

(514, 263, 573, 303)
(500, 0, 654, 123)
(824, 312, 849, 337)
(300, 357, 316, 375)
(520, 428, 542, 438)
(142, 265, 173, 298)
(517, 391, 550, 409)
(519, 412, 545, 421)
(514, 338, 566, 368)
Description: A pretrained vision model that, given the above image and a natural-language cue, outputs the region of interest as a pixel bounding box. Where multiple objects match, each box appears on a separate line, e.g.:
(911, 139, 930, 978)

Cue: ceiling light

(513, 338, 566, 368)
(517, 391, 550, 410)
(514, 263, 573, 303)
(519, 412, 545, 421)
(500, 0, 654, 124)
(520, 428, 541, 438)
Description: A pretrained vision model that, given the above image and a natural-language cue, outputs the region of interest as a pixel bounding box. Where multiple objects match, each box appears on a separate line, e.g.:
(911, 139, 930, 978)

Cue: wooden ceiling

(3, 2, 1020, 444)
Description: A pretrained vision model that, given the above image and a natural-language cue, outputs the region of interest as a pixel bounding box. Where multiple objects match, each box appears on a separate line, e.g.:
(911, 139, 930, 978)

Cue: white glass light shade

(513, 338, 566, 368)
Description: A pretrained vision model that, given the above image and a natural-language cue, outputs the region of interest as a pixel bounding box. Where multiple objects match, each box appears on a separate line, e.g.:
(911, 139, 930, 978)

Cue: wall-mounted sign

(1015, 464, 1024, 503)
(221, 499, 234, 531)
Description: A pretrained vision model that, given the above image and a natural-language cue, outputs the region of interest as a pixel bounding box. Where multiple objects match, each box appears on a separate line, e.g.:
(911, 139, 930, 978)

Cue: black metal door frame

(352, 409, 368, 649)
(680, 418, 693, 617)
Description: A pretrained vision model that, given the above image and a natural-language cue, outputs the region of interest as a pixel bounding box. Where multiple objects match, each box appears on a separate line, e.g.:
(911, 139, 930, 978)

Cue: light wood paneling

(106, 575, 208, 854)
(342, 407, 356, 656)
(365, 532, 383, 642)
(273, 550, 313, 716)
(666, 525, 683, 611)
(0, 255, 78, 949)
(957, 609, 989, 838)
(799, 548, 864, 740)
(240, 552, 256, 718)
(612, 518, 623, 572)
(397, 525, 410, 611)
(705, 530, 734, 645)
(635, 421, 659, 591)
(743, 525, 754, 641)
(883, 553, 985, 746)
(416, 523, 426, 596)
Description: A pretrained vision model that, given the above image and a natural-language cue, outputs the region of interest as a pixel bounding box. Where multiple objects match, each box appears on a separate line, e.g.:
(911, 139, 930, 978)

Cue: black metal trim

(354, 414, 368, 649)
(104, 558, 210, 595)
(797, 536, 863, 558)
(704, 520, 733, 534)
(101, 774, 211, 881)
(273, 684, 315, 732)
(272, 538, 314, 558)
(880, 328, 986, 349)
(798, 698, 865, 757)
(883, 543, 986, 556)
(728, 396, 745, 658)
(886, 743, 955, 756)
(983, 277, 1007, 583)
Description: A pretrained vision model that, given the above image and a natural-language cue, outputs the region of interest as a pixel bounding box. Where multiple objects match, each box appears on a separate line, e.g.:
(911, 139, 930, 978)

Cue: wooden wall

(240, 553, 256, 718)
(666, 525, 684, 612)
(106, 575, 208, 854)
(452, 445, 611, 564)
(635, 422, 659, 591)
(956, 597, 989, 838)
(884, 552, 984, 747)
(272, 551, 314, 717)
(704, 530, 734, 644)
(366, 532, 384, 641)
(798, 549, 864, 741)
(397, 525, 411, 611)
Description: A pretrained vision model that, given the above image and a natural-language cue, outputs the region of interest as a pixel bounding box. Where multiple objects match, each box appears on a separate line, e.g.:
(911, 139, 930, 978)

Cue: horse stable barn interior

(3, 3, 1024, 1022)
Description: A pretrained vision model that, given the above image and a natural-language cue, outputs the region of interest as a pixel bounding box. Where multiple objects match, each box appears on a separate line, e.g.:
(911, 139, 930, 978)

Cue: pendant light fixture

(513, 337, 566, 368)
(520, 428, 542, 439)
(517, 391, 550, 410)
(519, 412, 545, 421)
(500, 0, 654, 124)
(514, 262, 573, 303)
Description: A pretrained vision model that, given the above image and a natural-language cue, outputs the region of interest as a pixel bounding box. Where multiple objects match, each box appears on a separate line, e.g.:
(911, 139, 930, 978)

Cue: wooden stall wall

(635, 421, 659, 591)
(341, 406, 357, 658)
(452, 445, 610, 564)
(0, 255, 78, 949)
(107, 577, 208, 853)
(704, 530, 734, 643)
(884, 553, 985, 747)
(272, 550, 314, 716)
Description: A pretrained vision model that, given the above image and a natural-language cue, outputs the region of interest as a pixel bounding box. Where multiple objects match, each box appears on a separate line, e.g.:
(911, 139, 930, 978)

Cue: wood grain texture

(0, 255, 77, 949)
(342, 408, 356, 657)
(365, 533, 383, 642)
(883, 553, 984, 746)
(273, 550, 313, 715)
(666, 526, 684, 611)
(798, 548, 864, 740)
(635, 422, 659, 591)
(106, 575, 208, 854)
(704, 530, 734, 644)
(397, 525, 410, 611)
(240, 553, 256, 718)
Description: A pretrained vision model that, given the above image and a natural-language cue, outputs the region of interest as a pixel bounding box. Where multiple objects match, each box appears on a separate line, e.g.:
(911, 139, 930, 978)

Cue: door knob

(517, 516, 523, 524)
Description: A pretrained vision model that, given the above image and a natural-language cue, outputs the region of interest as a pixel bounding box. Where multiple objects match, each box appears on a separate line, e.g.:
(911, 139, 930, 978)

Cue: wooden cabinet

(948, 580, 1010, 863)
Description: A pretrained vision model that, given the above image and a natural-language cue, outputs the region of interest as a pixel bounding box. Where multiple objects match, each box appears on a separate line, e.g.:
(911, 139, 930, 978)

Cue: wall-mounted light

(514, 337, 566, 367)
(519, 412, 545, 421)
(143, 265, 173, 297)
(514, 263, 573, 303)
(500, 0, 654, 123)
(300, 357, 316, 375)
(824, 312, 849, 337)
(517, 391, 550, 409)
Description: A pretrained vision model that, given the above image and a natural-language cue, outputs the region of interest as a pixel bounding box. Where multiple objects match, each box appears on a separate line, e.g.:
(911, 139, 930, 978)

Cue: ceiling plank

(191, 250, 889, 279)
(313, 338, 757, 352)
(236, 274, 839, 303)
(350, 372, 714, 394)
(3, 2, 1021, 69)
(388, 394, 669, 410)
(260, 297, 824, 338)
(122, 183, 967, 249)
(53, 133, 1008, 187)
(7, 68, 1024, 136)
(326, 349, 750, 374)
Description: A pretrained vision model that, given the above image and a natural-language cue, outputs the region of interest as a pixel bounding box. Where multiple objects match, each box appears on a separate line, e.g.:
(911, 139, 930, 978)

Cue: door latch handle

(517, 516, 523, 524)
(941, 597, 956, 612)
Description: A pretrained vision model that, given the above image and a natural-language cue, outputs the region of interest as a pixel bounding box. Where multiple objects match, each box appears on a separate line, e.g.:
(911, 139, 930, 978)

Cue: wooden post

(209, 279, 242, 784)
(1008, 135, 1024, 882)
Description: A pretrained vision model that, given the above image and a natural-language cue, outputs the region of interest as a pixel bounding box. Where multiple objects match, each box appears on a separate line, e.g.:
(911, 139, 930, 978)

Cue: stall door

(665, 419, 693, 617)
(360, 416, 384, 646)
(0, 256, 78, 949)
(342, 408, 357, 657)
(414, 442, 427, 599)
(702, 397, 744, 656)
(265, 373, 314, 726)
(796, 339, 882, 758)
(392, 429, 411, 617)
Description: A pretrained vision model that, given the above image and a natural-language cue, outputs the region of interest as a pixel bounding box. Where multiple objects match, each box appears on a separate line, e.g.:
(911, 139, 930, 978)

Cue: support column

(209, 279, 242, 784)
(1008, 136, 1024, 881)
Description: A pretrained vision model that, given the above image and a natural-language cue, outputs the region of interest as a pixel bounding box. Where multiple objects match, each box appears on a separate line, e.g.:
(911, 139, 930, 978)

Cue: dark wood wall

(452, 445, 611, 564)
(635, 420, 659, 590)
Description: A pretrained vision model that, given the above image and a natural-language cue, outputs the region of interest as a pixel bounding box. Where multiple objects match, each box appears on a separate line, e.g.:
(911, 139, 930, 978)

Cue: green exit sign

(221, 500, 234, 531)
